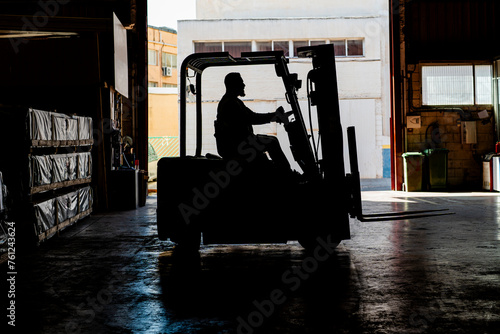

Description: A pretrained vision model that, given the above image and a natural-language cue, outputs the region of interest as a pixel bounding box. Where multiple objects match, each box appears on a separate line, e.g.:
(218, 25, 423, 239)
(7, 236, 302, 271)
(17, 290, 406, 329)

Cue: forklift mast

(298, 45, 346, 184)
(273, 52, 319, 179)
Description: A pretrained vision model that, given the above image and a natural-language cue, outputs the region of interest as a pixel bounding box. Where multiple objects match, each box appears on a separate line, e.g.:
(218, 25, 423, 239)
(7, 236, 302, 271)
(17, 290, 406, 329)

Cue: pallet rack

(0, 107, 94, 254)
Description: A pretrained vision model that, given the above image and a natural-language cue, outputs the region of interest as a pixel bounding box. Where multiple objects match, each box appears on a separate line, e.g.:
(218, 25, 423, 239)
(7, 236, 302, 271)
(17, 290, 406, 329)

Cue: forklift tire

(175, 231, 201, 251)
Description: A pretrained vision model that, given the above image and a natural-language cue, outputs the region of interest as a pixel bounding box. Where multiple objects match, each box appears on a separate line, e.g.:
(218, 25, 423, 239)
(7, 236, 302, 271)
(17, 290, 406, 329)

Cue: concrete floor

(2, 190, 499, 333)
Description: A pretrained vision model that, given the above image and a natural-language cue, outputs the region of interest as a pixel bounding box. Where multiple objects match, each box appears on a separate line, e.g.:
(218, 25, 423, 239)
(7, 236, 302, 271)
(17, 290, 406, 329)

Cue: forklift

(156, 44, 448, 251)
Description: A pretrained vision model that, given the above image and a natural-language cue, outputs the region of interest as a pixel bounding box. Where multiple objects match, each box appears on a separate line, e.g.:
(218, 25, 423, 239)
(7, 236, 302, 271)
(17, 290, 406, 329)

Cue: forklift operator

(215, 72, 291, 172)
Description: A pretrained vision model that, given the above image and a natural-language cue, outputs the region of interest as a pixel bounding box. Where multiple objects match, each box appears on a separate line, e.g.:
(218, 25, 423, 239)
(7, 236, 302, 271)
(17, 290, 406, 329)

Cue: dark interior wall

(0, 0, 148, 210)
(0, 35, 100, 117)
(405, 0, 500, 62)
(0, 0, 134, 116)
(0, 0, 133, 30)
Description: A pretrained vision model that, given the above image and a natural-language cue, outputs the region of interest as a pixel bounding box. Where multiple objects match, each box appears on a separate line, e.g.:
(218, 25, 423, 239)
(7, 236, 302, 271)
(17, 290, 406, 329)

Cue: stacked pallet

(0, 106, 94, 246)
(34, 186, 92, 242)
(30, 152, 92, 194)
(29, 108, 93, 147)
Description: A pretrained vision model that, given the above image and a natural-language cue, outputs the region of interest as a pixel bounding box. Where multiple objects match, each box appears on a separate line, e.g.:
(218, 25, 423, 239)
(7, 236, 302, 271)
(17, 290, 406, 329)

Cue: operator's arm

(241, 102, 276, 125)
(218, 96, 277, 128)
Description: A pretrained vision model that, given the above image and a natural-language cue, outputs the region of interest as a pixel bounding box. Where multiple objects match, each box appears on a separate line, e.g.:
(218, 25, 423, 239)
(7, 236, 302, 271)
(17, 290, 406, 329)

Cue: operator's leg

(256, 134, 291, 171)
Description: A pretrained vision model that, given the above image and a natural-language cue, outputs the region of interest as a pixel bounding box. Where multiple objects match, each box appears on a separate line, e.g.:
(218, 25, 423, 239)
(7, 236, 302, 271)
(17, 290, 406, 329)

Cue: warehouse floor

(2, 189, 499, 333)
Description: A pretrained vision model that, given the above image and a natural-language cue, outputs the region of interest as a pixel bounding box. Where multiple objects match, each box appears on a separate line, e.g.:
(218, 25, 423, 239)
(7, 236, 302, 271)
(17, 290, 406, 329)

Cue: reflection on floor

(2, 191, 499, 333)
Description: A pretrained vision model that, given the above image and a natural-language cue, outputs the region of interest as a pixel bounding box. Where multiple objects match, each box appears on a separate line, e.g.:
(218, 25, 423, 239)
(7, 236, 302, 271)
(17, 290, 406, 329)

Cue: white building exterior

(178, 0, 391, 178)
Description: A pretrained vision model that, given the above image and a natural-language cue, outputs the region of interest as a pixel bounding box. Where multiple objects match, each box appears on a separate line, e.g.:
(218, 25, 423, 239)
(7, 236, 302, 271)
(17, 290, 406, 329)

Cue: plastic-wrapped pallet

(52, 113, 67, 144)
(56, 193, 69, 224)
(68, 190, 79, 219)
(67, 117, 78, 143)
(0, 172, 4, 213)
(67, 153, 78, 181)
(79, 186, 92, 213)
(76, 116, 93, 141)
(88, 118, 93, 140)
(29, 108, 52, 142)
(57, 190, 79, 224)
(51, 154, 69, 183)
(34, 198, 55, 234)
(78, 152, 92, 179)
(31, 155, 52, 186)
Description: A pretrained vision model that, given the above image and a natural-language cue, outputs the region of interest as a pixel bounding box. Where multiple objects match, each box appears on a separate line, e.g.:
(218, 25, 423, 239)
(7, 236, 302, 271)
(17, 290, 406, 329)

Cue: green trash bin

(424, 148, 449, 190)
(402, 152, 424, 191)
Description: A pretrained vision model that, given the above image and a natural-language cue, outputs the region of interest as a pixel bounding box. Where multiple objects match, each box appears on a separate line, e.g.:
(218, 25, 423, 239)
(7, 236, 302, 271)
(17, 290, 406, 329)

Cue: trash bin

(402, 152, 424, 192)
(109, 169, 138, 210)
(423, 148, 449, 190)
(483, 153, 496, 191)
(493, 156, 500, 192)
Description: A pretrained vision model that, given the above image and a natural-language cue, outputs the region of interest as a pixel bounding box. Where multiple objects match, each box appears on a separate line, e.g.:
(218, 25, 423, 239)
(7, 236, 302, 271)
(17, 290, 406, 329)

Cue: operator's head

(224, 72, 245, 97)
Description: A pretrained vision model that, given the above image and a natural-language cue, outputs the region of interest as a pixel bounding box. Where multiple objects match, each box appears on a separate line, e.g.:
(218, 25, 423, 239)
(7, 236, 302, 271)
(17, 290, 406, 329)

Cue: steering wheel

(275, 106, 294, 127)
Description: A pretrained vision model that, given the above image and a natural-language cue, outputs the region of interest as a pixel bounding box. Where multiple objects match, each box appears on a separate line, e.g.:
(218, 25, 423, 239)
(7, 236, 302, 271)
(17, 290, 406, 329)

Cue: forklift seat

(213, 119, 268, 161)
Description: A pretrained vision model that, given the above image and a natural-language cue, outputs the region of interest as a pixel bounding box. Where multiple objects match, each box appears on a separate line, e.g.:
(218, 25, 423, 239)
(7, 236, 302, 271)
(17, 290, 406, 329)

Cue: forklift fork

(346, 126, 453, 222)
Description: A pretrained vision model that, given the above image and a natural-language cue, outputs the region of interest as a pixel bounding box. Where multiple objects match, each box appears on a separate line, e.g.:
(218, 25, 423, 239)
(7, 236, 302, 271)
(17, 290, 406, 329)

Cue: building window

(162, 52, 177, 69)
(475, 65, 493, 105)
(162, 83, 177, 88)
(148, 50, 158, 66)
(332, 41, 346, 57)
(347, 40, 363, 56)
(148, 82, 158, 87)
(332, 39, 364, 57)
(256, 41, 272, 52)
(273, 41, 289, 57)
(162, 52, 167, 67)
(293, 41, 308, 57)
(224, 41, 252, 58)
(310, 40, 327, 46)
(194, 42, 222, 53)
(422, 65, 493, 106)
(192, 39, 364, 58)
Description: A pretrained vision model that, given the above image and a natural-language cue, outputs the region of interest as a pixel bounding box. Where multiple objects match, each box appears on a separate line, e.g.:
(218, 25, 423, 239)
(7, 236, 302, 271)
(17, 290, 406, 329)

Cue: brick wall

(405, 65, 496, 189)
